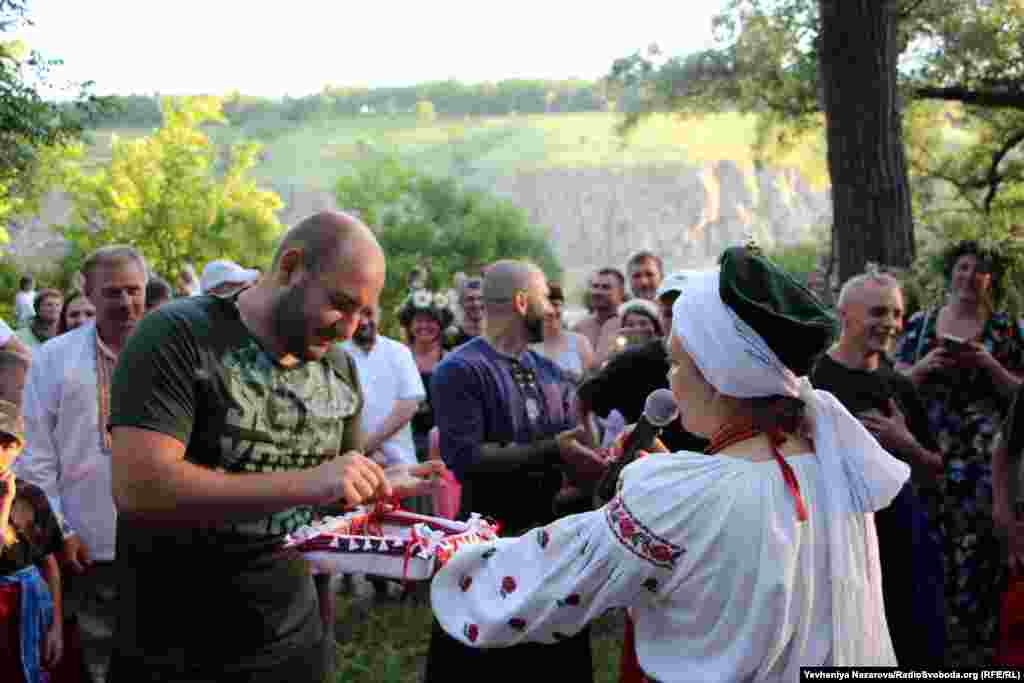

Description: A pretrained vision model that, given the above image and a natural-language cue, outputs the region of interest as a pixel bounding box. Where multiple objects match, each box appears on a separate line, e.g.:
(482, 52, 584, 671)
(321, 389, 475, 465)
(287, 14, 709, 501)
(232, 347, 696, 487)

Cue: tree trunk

(818, 0, 915, 284)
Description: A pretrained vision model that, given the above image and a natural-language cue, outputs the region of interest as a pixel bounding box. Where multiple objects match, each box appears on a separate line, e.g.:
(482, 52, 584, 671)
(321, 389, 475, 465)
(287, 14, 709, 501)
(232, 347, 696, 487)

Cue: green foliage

(335, 158, 561, 338)
(58, 96, 284, 279)
(765, 240, 826, 282)
(0, 1, 111, 190)
(95, 79, 614, 134)
(0, 253, 67, 325)
(608, 0, 1024, 222)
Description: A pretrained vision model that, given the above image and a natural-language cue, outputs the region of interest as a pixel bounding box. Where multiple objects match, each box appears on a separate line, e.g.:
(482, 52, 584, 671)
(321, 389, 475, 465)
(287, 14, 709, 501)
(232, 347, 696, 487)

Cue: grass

(331, 592, 623, 683)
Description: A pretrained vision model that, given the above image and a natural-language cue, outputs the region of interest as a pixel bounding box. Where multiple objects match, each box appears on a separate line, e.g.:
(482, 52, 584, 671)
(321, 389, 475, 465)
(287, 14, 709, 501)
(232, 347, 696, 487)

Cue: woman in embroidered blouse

(430, 247, 909, 682)
(893, 240, 1024, 667)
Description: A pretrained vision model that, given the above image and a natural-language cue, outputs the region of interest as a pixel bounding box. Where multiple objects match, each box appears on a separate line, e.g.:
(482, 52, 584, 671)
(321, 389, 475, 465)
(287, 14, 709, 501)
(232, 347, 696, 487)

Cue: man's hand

(61, 534, 92, 575)
(557, 426, 612, 484)
(43, 618, 63, 669)
(383, 461, 448, 500)
(312, 451, 390, 507)
(859, 399, 918, 456)
(860, 399, 942, 478)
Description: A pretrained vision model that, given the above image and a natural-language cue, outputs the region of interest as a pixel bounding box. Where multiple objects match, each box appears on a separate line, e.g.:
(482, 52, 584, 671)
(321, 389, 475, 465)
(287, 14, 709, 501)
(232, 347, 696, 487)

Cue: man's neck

(484, 318, 528, 357)
(96, 325, 127, 355)
(593, 308, 616, 326)
(828, 342, 880, 372)
(461, 319, 482, 337)
(236, 284, 289, 360)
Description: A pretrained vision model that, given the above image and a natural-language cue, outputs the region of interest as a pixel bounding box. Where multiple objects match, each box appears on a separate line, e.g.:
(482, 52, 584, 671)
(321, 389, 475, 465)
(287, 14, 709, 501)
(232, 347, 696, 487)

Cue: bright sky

(14, 1, 724, 97)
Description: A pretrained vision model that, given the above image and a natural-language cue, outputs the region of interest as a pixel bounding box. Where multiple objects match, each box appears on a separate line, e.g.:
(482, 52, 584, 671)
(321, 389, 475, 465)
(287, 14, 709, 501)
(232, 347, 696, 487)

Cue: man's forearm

(365, 399, 420, 453)
(116, 458, 325, 523)
(463, 439, 560, 474)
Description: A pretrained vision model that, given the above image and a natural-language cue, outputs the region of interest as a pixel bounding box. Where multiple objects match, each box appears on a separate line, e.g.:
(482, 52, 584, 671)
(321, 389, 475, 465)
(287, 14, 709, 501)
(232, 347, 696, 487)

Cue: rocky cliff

(5, 160, 830, 280)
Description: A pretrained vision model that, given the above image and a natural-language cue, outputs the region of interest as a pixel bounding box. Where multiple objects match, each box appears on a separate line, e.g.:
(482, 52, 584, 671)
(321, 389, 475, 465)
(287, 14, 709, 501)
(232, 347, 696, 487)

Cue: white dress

(432, 450, 891, 682)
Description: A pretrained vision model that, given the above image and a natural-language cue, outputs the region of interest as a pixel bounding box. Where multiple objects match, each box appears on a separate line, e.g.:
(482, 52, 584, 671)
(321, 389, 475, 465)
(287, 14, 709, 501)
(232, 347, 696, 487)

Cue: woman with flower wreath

(398, 288, 456, 516)
(894, 239, 1024, 667)
(429, 246, 908, 681)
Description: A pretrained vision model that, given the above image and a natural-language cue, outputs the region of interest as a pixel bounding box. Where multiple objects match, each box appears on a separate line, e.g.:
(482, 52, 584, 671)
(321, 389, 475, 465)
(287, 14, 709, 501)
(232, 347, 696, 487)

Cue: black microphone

(593, 388, 679, 506)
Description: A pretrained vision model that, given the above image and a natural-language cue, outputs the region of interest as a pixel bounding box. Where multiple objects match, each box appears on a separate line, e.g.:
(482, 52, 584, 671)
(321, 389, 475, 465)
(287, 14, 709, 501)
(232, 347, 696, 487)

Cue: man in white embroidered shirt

(340, 304, 425, 469)
(16, 245, 147, 683)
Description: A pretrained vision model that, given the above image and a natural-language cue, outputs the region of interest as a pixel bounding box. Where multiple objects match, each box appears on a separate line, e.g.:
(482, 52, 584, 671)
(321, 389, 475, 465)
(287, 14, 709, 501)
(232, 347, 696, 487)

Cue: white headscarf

(672, 267, 909, 667)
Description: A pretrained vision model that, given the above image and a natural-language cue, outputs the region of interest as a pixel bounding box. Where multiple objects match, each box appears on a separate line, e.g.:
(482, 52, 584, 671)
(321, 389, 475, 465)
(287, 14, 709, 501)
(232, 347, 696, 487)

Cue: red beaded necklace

(707, 422, 808, 523)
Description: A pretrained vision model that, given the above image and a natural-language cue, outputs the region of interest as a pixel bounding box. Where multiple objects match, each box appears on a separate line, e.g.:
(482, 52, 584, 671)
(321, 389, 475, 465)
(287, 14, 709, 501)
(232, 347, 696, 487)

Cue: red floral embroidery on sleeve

(605, 494, 684, 569)
(464, 623, 479, 642)
(500, 576, 517, 598)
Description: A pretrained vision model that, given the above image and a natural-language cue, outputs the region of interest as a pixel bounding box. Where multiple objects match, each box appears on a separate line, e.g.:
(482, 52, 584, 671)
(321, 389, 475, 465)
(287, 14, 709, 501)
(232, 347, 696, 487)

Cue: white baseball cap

(201, 260, 259, 294)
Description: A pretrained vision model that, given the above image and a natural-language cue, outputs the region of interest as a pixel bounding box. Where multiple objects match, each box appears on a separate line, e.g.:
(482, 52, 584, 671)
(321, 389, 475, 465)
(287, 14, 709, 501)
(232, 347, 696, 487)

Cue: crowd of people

(0, 211, 1023, 683)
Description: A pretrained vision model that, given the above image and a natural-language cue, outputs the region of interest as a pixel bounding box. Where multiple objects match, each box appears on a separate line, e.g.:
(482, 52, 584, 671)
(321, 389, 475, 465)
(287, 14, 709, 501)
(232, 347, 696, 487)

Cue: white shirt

(341, 336, 425, 466)
(432, 450, 895, 682)
(14, 290, 35, 327)
(15, 322, 117, 562)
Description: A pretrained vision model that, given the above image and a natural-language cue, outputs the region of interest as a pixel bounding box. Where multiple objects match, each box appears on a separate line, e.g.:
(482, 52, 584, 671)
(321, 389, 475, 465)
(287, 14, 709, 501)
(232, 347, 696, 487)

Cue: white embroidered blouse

(430, 449, 887, 682)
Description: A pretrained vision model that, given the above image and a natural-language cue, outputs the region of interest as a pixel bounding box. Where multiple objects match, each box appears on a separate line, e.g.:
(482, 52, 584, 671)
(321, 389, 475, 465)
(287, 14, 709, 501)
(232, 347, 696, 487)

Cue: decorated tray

(284, 504, 500, 581)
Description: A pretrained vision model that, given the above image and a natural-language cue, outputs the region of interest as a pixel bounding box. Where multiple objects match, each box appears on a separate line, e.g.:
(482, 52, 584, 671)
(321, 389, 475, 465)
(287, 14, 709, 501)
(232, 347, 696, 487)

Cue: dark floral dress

(895, 309, 1024, 667)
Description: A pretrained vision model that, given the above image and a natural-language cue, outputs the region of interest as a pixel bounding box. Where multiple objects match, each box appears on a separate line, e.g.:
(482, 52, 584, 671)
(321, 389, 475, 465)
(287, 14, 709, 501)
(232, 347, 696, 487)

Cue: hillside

(7, 112, 833, 284)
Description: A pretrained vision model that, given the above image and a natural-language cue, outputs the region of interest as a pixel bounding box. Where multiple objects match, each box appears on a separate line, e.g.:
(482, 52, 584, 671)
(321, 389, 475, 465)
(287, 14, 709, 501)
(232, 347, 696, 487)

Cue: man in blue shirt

(424, 260, 604, 683)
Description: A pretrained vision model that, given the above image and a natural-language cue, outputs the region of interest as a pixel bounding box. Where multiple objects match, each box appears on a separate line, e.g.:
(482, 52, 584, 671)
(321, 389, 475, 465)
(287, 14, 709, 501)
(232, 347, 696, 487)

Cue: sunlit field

(87, 111, 831, 194)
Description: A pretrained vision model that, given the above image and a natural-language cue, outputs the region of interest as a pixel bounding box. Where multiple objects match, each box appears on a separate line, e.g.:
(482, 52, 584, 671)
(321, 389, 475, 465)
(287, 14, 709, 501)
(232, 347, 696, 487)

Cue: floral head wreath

(397, 288, 456, 330)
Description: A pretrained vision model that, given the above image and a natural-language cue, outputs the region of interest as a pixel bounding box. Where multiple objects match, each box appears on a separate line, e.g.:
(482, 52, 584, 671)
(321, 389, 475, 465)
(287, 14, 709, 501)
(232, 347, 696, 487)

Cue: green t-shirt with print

(109, 294, 363, 672)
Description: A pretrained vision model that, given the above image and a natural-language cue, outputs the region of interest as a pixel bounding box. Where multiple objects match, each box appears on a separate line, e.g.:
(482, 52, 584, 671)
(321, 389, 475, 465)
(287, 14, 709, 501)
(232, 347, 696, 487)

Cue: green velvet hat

(719, 245, 838, 377)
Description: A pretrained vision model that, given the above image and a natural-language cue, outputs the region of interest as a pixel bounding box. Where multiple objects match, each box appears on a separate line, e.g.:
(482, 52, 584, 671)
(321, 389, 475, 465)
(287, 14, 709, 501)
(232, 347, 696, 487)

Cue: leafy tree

(607, 0, 1024, 282)
(59, 96, 284, 279)
(335, 158, 561, 337)
(1, 1, 109, 200)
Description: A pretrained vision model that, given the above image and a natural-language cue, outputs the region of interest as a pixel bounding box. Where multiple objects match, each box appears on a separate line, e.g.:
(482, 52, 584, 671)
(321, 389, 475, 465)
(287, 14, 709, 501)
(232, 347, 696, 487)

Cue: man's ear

(512, 289, 529, 316)
(276, 248, 304, 286)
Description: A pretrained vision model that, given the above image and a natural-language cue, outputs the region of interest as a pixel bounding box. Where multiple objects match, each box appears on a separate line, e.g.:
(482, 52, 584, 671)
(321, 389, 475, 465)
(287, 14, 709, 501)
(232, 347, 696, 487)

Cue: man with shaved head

(106, 211, 444, 681)
(424, 260, 600, 683)
(810, 271, 944, 665)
